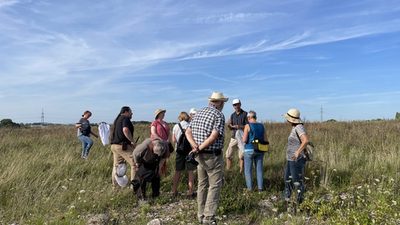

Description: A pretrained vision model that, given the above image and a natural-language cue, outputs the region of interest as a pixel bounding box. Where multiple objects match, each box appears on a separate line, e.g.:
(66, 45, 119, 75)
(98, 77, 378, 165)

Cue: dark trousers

(284, 157, 306, 204)
(133, 166, 160, 199)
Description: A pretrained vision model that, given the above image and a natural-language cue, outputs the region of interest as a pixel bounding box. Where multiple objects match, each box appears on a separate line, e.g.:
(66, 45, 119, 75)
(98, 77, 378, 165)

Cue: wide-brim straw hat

(154, 109, 166, 119)
(284, 108, 303, 124)
(208, 92, 228, 102)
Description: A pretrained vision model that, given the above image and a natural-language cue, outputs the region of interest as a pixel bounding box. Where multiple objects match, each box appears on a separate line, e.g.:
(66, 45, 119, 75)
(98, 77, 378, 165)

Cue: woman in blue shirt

(242, 111, 268, 191)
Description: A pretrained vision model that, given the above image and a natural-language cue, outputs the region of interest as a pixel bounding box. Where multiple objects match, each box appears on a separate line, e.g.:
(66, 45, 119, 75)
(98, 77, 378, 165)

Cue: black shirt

(230, 109, 248, 138)
(111, 116, 134, 144)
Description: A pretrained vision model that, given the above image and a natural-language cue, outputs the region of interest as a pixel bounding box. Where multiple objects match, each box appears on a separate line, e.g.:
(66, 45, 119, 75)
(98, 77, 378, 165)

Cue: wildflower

(392, 200, 397, 206)
(357, 185, 362, 189)
(79, 190, 85, 194)
(339, 193, 347, 200)
(374, 178, 380, 183)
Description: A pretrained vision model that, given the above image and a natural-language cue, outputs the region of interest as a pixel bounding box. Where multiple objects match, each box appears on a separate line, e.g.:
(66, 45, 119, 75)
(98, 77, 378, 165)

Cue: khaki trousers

(110, 144, 135, 186)
(196, 153, 224, 221)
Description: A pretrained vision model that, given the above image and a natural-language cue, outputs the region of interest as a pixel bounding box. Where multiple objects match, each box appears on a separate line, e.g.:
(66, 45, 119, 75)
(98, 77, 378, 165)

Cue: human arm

(292, 133, 309, 160)
(242, 124, 250, 143)
(90, 130, 99, 138)
(150, 125, 162, 140)
(187, 128, 220, 154)
(123, 127, 135, 147)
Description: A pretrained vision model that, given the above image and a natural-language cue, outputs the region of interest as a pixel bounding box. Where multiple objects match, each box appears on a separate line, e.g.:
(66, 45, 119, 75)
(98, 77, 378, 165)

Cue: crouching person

(131, 138, 168, 200)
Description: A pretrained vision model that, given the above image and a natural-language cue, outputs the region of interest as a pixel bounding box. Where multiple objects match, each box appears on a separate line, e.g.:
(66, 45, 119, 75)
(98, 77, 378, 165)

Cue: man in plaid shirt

(185, 91, 228, 225)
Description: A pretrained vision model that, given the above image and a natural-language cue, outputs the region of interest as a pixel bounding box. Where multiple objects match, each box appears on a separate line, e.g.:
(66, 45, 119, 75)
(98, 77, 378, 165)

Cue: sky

(1, 0, 400, 124)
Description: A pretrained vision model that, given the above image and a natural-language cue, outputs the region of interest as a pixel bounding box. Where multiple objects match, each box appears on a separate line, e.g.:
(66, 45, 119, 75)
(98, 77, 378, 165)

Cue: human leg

(197, 163, 208, 222)
(244, 150, 254, 190)
(151, 175, 161, 198)
(293, 158, 306, 204)
(188, 170, 195, 196)
(203, 154, 224, 221)
(254, 152, 264, 191)
(79, 135, 93, 158)
(116, 144, 135, 181)
(284, 161, 293, 200)
(172, 170, 181, 195)
(225, 138, 237, 170)
(111, 144, 125, 186)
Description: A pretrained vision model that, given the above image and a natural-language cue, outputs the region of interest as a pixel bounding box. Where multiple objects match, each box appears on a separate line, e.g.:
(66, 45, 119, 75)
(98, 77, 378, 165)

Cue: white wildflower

(79, 190, 85, 194)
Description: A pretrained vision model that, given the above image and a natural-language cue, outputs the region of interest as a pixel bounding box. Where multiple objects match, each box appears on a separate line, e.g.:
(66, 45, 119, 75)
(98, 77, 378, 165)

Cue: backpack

(176, 123, 192, 155)
(295, 128, 315, 161)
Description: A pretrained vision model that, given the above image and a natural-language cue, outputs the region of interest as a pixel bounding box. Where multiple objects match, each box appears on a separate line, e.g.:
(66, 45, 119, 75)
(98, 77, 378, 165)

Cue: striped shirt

(287, 124, 306, 161)
(189, 106, 225, 152)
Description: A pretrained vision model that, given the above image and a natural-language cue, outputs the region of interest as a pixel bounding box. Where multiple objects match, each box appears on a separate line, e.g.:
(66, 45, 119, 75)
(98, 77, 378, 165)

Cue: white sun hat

(115, 163, 129, 187)
(232, 98, 241, 105)
(189, 108, 197, 115)
(284, 108, 303, 124)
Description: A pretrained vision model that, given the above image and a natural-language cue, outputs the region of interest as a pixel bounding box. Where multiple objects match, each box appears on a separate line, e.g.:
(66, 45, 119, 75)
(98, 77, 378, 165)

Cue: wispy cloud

(0, 0, 19, 8)
(194, 12, 285, 24)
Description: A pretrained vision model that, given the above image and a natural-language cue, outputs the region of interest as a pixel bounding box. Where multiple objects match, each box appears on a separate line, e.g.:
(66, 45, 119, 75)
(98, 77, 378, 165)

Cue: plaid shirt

(189, 105, 225, 152)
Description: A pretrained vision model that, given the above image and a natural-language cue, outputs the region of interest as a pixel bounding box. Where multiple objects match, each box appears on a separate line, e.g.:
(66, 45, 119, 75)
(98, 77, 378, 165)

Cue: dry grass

(0, 121, 399, 224)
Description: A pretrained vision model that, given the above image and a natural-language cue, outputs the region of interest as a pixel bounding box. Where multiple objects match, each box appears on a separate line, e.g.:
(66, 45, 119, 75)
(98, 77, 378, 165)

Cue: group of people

(75, 91, 310, 225)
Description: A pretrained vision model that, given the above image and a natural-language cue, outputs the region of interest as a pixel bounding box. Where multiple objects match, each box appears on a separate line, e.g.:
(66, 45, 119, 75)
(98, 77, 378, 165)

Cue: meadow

(0, 120, 399, 224)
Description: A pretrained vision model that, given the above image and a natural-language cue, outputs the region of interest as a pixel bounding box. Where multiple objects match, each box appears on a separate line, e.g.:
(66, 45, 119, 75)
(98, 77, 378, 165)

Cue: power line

(320, 105, 323, 122)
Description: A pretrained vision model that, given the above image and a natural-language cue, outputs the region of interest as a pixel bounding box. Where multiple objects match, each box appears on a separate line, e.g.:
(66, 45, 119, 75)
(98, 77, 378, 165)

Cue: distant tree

(396, 112, 400, 120)
(326, 119, 337, 122)
(0, 119, 20, 128)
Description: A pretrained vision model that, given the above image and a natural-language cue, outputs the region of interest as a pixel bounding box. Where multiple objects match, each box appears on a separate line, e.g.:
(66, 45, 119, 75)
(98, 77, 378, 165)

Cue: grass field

(0, 121, 399, 224)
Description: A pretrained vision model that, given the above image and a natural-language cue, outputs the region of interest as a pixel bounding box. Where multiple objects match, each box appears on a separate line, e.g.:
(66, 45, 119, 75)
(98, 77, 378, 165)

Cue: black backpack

(176, 123, 192, 155)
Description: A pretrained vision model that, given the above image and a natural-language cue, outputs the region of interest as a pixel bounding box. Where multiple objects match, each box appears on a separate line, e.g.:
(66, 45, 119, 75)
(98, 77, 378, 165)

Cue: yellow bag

(252, 139, 269, 152)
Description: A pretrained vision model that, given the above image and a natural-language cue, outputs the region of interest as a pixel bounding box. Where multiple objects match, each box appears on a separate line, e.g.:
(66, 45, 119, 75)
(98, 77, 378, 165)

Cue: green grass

(0, 121, 399, 224)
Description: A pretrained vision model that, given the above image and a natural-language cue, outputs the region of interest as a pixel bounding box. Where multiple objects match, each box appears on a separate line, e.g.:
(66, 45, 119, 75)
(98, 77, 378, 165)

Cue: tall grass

(0, 121, 399, 224)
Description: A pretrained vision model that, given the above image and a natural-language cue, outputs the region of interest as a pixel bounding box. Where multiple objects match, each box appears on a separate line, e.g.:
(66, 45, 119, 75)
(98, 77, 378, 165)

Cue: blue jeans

(244, 149, 264, 191)
(78, 135, 93, 158)
(284, 157, 306, 204)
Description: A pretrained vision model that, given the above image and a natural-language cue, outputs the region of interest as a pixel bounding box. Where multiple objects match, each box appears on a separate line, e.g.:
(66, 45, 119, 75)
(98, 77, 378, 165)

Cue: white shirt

(172, 120, 189, 143)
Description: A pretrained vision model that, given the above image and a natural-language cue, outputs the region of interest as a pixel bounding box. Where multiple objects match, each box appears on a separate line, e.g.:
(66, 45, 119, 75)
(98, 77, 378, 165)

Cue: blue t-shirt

(244, 122, 265, 150)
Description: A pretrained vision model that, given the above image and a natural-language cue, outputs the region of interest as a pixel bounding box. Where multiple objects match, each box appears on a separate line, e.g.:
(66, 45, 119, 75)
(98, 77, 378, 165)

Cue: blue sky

(1, 0, 399, 124)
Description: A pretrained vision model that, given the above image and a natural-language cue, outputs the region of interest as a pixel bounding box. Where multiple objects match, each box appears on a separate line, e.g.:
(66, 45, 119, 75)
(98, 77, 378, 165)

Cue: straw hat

(154, 109, 166, 119)
(284, 108, 303, 124)
(115, 163, 129, 187)
(208, 92, 228, 102)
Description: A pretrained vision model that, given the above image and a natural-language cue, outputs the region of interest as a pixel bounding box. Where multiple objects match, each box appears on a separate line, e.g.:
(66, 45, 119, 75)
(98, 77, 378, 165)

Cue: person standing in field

(171, 112, 197, 198)
(185, 91, 228, 225)
(283, 108, 309, 205)
(189, 108, 197, 121)
(151, 109, 170, 141)
(242, 110, 268, 191)
(76, 110, 98, 160)
(150, 108, 172, 176)
(225, 99, 248, 173)
(110, 106, 136, 187)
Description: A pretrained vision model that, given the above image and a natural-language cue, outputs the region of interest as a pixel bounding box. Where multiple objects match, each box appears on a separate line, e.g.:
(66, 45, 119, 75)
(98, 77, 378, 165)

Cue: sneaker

(187, 192, 197, 199)
(203, 217, 217, 225)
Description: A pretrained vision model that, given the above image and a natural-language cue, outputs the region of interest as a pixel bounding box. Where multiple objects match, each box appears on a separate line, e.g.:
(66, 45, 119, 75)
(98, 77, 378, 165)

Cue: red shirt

(151, 119, 170, 141)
